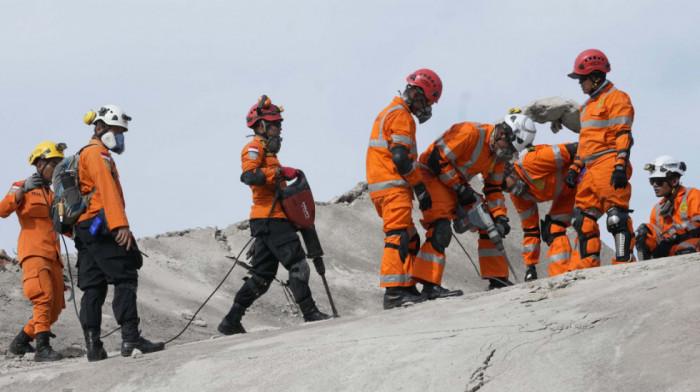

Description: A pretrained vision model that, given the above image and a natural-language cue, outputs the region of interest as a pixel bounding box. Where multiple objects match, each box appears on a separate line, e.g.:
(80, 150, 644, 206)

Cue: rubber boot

(9, 329, 35, 355)
(421, 282, 464, 300)
(487, 277, 514, 290)
(298, 297, 331, 322)
(383, 286, 426, 310)
(120, 319, 165, 356)
(524, 265, 538, 282)
(34, 332, 63, 362)
(84, 329, 108, 362)
(218, 303, 247, 335)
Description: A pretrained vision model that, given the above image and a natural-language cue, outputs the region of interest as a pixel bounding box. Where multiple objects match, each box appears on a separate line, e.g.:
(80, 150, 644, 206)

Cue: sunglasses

(649, 178, 666, 186)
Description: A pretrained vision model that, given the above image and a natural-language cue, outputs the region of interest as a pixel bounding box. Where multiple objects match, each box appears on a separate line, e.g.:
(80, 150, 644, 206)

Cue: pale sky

(2, 0, 699, 254)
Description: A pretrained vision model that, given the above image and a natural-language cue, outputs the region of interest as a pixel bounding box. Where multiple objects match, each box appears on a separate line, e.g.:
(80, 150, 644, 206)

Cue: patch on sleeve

(9, 184, 19, 195)
(248, 146, 259, 160)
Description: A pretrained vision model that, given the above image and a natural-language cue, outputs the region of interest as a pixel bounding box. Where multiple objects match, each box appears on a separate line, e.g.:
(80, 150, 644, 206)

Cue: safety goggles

(649, 177, 666, 186)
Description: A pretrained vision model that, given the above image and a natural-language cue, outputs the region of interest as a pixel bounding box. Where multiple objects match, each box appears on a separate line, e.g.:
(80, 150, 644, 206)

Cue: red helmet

(406, 69, 443, 104)
(246, 95, 284, 128)
(568, 49, 611, 79)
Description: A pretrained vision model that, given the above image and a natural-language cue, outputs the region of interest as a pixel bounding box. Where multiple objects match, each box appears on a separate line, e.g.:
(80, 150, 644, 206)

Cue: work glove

(21, 173, 44, 193)
(279, 166, 299, 180)
(494, 215, 511, 237)
(455, 184, 477, 206)
(413, 182, 432, 211)
(610, 165, 628, 189)
(563, 168, 579, 189)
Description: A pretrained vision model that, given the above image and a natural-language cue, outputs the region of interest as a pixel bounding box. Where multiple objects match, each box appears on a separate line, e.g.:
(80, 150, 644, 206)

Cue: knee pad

(606, 207, 633, 262)
(429, 219, 452, 254)
(540, 215, 567, 246)
(386, 228, 410, 263)
(244, 274, 272, 299)
(571, 208, 598, 259)
(289, 260, 311, 284)
(409, 229, 420, 256)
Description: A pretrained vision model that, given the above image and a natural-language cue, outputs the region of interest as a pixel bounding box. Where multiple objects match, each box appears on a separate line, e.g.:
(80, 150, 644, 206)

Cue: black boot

(383, 286, 426, 310)
(9, 329, 35, 355)
(421, 282, 464, 300)
(298, 297, 331, 322)
(405, 285, 422, 297)
(218, 303, 247, 335)
(524, 265, 538, 282)
(120, 319, 165, 356)
(34, 332, 63, 362)
(84, 329, 108, 362)
(487, 277, 514, 290)
(121, 337, 165, 356)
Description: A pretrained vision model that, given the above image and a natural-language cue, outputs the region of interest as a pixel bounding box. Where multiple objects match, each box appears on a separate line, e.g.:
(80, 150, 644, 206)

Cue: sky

(1, 0, 699, 255)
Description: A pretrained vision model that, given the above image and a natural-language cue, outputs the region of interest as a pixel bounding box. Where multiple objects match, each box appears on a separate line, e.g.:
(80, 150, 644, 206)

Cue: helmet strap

(35, 160, 49, 186)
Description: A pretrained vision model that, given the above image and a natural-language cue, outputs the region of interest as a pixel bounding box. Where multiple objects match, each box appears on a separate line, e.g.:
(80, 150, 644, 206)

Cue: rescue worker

(218, 96, 330, 335)
(563, 49, 636, 269)
(74, 105, 164, 361)
(502, 142, 578, 280)
(1, 142, 67, 361)
(635, 156, 700, 259)
(412, 111, 534, 291)
(366, 69, 443, 309)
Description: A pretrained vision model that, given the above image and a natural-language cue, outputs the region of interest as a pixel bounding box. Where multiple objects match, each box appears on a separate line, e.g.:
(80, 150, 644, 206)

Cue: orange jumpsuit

(0, 181, 65, 338)
(508, 144, 576, 277)
(77, 141, 129, 230)
(568, 82, 636, 269)
(412, 122, 508, 284)
(366, 97, 423, 288)
(638, 187, 700, 256)
(241, 136, 287, 220)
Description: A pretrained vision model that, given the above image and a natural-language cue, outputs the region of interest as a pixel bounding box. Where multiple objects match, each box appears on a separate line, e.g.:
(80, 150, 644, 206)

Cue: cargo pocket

(266, 222, 304, 266)
(22, 272, 45, 301)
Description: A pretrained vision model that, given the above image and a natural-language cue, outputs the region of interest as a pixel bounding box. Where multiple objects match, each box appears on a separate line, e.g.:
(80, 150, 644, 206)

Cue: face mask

(659, 199, 674, 217)
(265, 136, 282, 154)
(101, 132, 126, 154)
(413, 104, 432, 124)
(511, 178, 529, 197)
(495, 146, 515, 162)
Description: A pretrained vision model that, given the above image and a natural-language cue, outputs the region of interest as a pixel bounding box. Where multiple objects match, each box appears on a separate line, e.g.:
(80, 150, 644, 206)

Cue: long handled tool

(472, 197, 520, 283)
(311, 256, 339, 317)
(276, 170, 339, 317)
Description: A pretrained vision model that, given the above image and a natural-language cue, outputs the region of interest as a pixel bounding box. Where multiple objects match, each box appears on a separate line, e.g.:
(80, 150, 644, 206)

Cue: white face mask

(101, 132, 125, 154)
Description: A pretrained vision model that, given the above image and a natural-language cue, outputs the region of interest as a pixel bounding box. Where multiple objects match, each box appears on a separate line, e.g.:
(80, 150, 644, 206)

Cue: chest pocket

(586, 104, 607, 121)
(27, 199, 49, 218)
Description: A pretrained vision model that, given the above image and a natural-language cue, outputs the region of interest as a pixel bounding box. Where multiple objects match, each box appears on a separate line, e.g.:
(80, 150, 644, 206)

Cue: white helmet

(88, 105, 131, 130)
(645, 155, 686, 178)
(504, 112, 537, 152)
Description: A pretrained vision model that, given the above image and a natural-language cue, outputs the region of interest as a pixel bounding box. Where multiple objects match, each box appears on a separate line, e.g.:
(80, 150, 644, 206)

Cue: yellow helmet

(28, 142, 67, 165)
